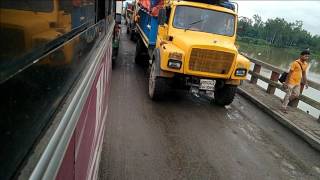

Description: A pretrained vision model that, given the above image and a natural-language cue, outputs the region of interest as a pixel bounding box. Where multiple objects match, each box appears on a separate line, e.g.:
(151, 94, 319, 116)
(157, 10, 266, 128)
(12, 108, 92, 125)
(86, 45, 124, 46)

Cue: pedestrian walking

(281, 50, 310, 113)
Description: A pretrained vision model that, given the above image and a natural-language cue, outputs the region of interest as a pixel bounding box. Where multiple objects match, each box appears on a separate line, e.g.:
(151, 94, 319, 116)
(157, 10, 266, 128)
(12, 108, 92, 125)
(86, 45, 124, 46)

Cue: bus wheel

(214, 85, 237, 106)
(148, 62, 167, 100)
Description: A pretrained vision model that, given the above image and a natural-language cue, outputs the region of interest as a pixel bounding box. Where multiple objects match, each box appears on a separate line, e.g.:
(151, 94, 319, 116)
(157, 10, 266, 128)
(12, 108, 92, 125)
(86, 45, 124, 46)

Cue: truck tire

(214, 85, 237, 106)
(126, 26, 130, 34)
(134, 39, 143, 64)
(130, 31, 136, 41)
(148, 62, 167, 100)
(135, 39, 147, 65)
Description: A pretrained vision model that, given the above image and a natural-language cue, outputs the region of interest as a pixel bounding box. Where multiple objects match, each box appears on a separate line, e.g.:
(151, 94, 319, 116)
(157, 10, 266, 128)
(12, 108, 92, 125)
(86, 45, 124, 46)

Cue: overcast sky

(235, 1, 320, 36)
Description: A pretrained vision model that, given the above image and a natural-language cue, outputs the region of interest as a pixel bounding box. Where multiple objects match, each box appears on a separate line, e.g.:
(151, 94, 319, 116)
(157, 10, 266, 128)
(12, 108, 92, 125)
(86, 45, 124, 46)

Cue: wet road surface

(98, 27, 320, 180)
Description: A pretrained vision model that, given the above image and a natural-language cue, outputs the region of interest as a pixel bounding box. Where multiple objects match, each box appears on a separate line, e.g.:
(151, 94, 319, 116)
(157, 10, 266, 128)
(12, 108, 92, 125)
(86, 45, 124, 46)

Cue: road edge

(237, 87, 320, 152)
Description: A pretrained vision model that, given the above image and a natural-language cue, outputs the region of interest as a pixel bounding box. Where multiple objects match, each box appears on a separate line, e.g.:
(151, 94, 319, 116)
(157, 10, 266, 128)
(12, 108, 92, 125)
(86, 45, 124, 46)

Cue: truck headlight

(168, 59, 182, 69)
(235, 68, 247, 76)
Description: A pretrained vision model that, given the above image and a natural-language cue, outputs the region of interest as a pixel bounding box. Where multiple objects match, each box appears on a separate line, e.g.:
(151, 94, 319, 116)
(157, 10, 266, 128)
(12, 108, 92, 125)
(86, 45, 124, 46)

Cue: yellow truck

(125, 0, 139, 41)
(134, 0, 250, 105)
(0, 0, 75, 66)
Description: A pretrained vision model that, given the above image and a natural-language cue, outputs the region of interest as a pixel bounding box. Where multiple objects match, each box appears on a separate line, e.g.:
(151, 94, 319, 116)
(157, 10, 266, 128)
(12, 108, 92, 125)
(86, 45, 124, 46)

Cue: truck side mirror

(158, 9, 166, 26)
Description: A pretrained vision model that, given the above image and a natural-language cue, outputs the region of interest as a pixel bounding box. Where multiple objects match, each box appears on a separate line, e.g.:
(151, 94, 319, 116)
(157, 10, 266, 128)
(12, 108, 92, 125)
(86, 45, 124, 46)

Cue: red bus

(0, 0, 117, 179)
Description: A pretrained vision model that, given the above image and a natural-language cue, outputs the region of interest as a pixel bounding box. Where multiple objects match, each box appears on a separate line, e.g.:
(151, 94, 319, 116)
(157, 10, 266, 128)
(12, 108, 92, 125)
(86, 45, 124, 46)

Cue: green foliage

(237, 14, 320, 55)
(237, 36, 269, 45)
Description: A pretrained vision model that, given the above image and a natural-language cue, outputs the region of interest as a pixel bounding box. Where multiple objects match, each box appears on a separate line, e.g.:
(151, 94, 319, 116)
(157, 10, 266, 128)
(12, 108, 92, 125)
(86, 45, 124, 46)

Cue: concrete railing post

(250, 64, 261, 84)
(267, 71, 280, 94)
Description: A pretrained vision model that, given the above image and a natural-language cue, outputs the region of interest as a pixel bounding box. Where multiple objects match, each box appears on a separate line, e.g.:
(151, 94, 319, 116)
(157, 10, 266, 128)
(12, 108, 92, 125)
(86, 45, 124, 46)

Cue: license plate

(199, 79, 216, 91)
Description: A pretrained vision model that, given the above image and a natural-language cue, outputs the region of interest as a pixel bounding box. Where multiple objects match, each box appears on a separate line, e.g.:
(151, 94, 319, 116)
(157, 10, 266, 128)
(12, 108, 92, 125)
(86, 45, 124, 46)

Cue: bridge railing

(241, 53, 320, 120)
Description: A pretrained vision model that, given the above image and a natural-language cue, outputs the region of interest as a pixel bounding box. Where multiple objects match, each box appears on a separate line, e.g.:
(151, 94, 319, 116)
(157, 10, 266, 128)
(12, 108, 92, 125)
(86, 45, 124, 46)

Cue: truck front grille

(189, 48, 234, 74)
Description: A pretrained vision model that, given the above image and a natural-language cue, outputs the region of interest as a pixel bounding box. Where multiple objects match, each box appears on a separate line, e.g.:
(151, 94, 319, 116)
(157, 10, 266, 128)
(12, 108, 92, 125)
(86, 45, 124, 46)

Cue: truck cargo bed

(136, 9, 159, 47)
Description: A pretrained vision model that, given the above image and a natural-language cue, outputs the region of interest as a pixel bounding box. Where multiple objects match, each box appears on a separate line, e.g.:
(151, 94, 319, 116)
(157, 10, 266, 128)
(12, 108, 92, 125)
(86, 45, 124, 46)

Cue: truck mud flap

(151, 48, 161, 76)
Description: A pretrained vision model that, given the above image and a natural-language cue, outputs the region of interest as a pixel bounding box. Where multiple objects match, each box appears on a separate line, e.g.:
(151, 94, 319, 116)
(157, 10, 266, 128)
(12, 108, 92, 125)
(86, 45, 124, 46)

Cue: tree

(237, 15, 320, 55)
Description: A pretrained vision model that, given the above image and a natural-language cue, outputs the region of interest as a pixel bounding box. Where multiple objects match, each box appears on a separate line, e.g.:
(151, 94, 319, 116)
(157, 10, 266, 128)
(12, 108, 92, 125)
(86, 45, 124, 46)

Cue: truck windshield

(173, 6, 235, 36)
(0, 0, 54, 13)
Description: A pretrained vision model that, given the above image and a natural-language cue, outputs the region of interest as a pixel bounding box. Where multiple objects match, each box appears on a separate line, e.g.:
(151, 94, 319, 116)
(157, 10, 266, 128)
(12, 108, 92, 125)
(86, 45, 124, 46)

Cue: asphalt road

(98, 27, 320, 180)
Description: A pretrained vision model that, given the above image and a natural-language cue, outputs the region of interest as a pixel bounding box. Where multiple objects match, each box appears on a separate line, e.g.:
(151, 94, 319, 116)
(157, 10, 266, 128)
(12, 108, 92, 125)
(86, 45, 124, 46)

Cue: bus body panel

(56, 40, 112, 180)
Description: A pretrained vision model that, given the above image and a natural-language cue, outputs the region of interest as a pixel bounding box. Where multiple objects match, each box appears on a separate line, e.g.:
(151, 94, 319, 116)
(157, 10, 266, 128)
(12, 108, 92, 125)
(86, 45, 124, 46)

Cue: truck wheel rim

(149, 63, 156, 97)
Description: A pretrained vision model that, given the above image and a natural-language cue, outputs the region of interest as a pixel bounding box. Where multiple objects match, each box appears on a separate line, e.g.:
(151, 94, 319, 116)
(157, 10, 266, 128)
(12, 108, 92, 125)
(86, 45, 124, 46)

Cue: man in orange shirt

(281, 50, 310, 113)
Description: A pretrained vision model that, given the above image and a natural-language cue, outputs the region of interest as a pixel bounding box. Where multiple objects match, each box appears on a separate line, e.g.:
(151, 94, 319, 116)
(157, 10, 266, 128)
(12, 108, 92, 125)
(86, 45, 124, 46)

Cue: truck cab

(135, 0, 250, 105)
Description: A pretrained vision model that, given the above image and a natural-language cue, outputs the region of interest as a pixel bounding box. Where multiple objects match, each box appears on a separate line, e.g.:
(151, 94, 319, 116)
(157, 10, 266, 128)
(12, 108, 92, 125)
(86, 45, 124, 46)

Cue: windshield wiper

(185, 19, 203, 32)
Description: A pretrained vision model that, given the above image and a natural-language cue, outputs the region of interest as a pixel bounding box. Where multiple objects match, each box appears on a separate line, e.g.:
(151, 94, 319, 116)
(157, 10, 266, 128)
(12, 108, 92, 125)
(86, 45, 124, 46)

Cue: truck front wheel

(214, 85, 237, 106)
(148, 62, 167, 100)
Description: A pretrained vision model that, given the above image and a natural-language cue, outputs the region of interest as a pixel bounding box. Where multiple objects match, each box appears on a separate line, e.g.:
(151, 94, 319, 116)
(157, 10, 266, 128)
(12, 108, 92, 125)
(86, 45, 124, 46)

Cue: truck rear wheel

(135, 39, 144, 64)
(148, 62, 167, 100)
(130, 31, 136, 41)
(135, 39, 148, 65)
(126, 26, 130, 34)
(214, 85, 237, 106)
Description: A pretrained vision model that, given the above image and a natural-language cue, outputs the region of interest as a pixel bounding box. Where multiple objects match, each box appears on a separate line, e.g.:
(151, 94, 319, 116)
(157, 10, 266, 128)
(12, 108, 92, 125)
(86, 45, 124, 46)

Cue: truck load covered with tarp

(137, 0, 164, 16)
(136, 0, 236, 46)
(136, 0, 164, 46)
(137, 0, 235, 16)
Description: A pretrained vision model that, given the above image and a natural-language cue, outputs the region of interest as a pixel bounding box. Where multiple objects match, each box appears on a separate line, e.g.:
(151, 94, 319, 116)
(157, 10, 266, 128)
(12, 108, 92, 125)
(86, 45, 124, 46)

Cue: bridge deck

(238, 81, 320, 150)
(98, 26, 320, 179)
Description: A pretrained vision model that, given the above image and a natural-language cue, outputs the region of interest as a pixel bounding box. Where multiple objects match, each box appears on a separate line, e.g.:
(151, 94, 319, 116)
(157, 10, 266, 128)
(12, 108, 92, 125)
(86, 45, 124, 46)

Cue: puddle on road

(282, 160, 296, 170)
(224, 102, 317, 179)
(313, 166, 320, 174)
(226, 110, 265, 145)
(161, 93, 318, 179)
(279, 159, 315, 180)
(267, 145, 317, 179)
(270, 149, 282, 159)
(239, 126, 261, 143)
(225, 105, 264, 143)
(225, 106, 243, 121)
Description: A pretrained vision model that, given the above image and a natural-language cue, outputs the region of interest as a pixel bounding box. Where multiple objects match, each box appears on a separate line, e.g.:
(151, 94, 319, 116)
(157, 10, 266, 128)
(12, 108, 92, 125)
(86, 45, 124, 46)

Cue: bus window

(0, 0, 110, 179)
(0, 0, 96, 83)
